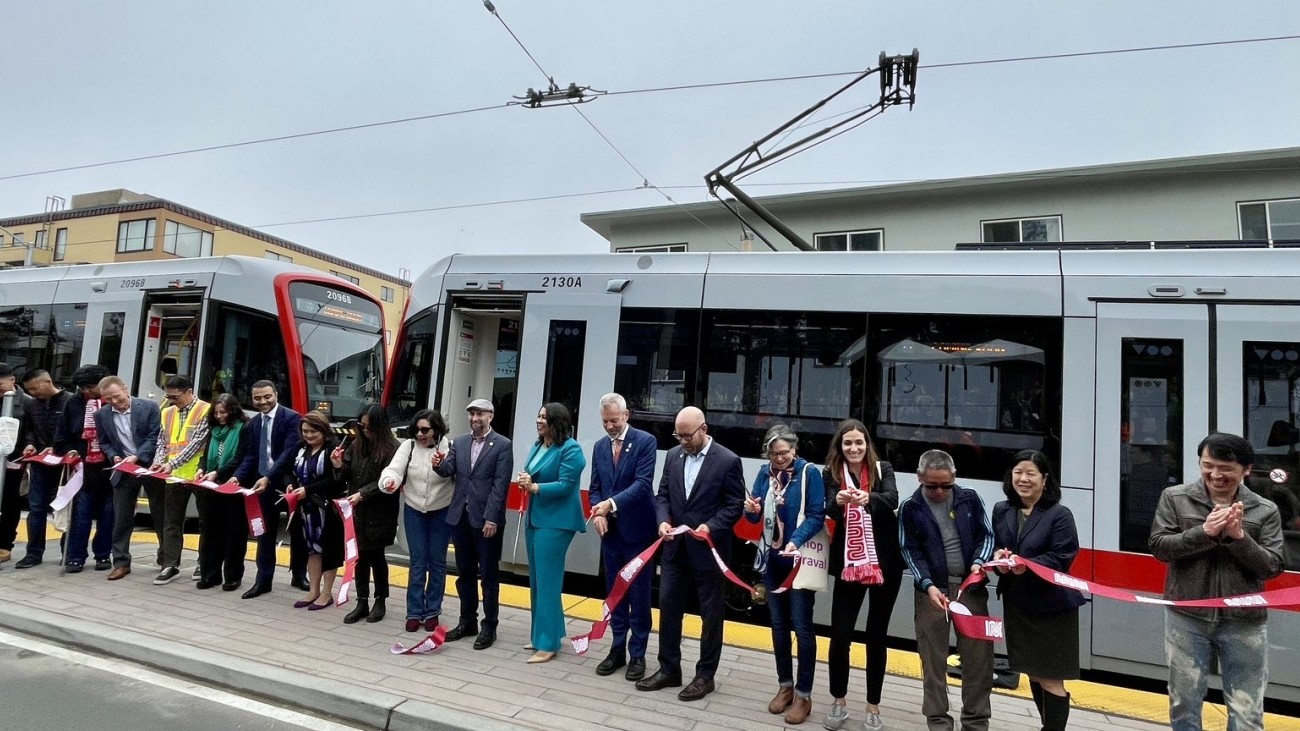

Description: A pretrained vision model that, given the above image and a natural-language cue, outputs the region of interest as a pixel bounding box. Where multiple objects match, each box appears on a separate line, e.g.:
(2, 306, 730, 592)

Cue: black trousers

(657, 550, 725, 680)
(452, 514, 503, 630)
(254, 489, 306, 585)
(827, 568, 904, 703)
(0, 468, 24, 551)
(197, 491, 248, 584)
(355, 546, 389, 599)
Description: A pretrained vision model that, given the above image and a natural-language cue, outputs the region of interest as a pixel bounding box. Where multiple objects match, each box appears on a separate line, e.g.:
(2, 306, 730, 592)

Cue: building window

(620, 244, 688, 253)
(162, 220, 214, 258)
(1239, 199, 1300, 241)
(814, 229, 883, 252)
(380, 286, 395, 303)
(54, 228, 67, 261)
(117, 219, 157, 253)
(981, 215, 1062, 244)
(34, 229, 47, 250)
(331, 270, 361, 285)
(264, 251, 292, 263)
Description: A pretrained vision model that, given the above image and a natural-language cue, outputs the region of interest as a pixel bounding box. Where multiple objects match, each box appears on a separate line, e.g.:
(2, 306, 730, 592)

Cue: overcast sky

(3, 1, 1298, 279)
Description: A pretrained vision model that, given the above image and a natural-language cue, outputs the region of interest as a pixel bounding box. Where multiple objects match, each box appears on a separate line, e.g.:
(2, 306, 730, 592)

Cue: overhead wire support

(705, 49, 919, 251)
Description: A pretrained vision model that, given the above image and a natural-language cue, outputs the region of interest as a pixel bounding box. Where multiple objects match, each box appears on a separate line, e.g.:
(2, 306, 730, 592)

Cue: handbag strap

(401, 439, 416, 482)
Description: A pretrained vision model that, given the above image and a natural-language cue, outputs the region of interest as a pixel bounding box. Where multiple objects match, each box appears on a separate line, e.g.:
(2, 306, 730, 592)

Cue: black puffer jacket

(338, 441, 401, 551)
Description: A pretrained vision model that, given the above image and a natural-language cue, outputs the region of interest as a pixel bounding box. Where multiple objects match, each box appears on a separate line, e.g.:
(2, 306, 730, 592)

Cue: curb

(0, 604, 529, 731)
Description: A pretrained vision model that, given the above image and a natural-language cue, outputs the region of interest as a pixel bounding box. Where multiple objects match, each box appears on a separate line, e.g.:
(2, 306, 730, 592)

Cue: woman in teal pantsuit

(517, 402, 587, 664)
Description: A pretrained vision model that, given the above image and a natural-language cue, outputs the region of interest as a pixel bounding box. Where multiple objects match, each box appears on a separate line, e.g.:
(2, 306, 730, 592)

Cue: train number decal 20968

(542, 276, 582, 288)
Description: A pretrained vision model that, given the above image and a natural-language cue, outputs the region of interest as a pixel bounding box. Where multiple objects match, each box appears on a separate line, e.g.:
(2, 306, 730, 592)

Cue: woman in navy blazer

(991, 450, 1085, 731)
(743, 425, 825, 725)
(516, 402, 587, 664)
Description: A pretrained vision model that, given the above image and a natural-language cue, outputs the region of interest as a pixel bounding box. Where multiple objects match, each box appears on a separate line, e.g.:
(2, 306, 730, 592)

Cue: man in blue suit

(636, 406, 745, 703)
(94, 376, 161, 581)
(433, 398, 512, 650)
(233, 380, 304, 598)
(588, 393, 658, 682)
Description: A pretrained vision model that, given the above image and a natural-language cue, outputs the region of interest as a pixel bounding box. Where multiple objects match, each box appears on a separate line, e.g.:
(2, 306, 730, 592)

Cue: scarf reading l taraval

(841, 462, 883, 584)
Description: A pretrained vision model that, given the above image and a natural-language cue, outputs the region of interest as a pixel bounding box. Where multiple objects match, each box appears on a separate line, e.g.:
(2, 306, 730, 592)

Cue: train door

(505, 291, 623, 572)
(1092, 302, 1211, 670)
(135, 293, 204, 399)
(439, 294, 523, 438)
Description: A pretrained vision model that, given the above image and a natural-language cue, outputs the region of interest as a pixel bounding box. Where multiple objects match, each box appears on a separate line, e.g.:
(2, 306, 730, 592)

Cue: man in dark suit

(233, 380, 305, 598)
(636, 406, 745, 702)
(433, 398, 512, 650)
(93, 375, 161, 581)
(588, 392, 658, 681)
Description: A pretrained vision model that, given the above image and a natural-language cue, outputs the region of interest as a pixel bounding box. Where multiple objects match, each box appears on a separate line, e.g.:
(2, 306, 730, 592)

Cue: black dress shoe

(195, 579, 219, 590)
(14, 555, 41, 569)
(625, 657, 646, 682)
(635, 670, 683, 692)
(241, 583, 271, 599)
(444, 623, 478, 642)
(94, 559, 113, 571)
(222, 580, 242, 592)
(472, 628, 496, 650)
(290, 576, 310, 592)
(678, 676, 715, 702)
(596, 651, 626, 676)
(64, 563, 85, 574)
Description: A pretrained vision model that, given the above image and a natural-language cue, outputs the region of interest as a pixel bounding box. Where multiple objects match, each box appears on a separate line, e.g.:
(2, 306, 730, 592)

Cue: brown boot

(784, 694, 812, 725)
(767, 685, 794, 714)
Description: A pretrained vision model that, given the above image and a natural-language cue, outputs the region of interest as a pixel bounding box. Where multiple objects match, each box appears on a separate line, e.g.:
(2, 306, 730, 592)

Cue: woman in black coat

(822, 419, 903, 731)
(332, 404, 400, 624)
(992, 449, 1085, 731)
(288, 410, 344, 610)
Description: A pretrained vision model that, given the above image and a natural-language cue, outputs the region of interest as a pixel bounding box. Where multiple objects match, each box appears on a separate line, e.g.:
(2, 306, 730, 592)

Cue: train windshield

(288, 281, 385, 420)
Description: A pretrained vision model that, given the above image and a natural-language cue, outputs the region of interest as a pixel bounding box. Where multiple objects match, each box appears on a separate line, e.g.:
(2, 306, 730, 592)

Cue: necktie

(260, 414, 273, 474)
(612, 438, 622, 468)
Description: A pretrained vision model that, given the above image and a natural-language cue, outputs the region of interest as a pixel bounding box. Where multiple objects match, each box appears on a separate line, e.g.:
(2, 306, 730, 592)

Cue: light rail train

(386, 246, 1300, 701)
(0, 255, 386, 419)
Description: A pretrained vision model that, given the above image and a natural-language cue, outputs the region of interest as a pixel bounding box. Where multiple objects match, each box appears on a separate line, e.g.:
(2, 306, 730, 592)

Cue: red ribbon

(569, 525, 799, 655)
(23, 453, 80, 467)
(948, 556, 1300, 642)
(244, 492, 266, 538)
(333, 497, 359, 607)
(391, 625, 448, 655)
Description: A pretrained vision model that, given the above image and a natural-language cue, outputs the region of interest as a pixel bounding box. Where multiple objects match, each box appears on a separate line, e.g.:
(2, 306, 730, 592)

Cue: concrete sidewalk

(0, 531, 1184, 731)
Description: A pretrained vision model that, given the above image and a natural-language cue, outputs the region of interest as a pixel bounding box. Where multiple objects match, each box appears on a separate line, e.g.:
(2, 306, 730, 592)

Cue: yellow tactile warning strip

(16, 525, 1297, 730)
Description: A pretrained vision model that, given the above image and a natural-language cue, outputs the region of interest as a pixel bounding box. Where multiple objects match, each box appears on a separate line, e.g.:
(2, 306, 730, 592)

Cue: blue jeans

(404, 504, 451, 621)
(23, 465, 62, 559)
(764, 550, 817, 695)
(66, 467, 114, 565)
(1166, 610, 1267, 731)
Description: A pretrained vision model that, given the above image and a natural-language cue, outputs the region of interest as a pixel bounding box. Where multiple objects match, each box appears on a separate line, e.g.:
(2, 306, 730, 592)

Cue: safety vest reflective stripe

(162, 400, 211, 480)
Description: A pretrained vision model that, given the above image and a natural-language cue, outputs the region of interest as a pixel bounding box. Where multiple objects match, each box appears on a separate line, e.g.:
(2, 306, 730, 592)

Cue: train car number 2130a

(542, 276, 582, 288)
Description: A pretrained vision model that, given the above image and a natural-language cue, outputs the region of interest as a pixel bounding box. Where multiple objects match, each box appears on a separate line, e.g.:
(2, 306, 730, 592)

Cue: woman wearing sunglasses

(380, 409, 456, 633)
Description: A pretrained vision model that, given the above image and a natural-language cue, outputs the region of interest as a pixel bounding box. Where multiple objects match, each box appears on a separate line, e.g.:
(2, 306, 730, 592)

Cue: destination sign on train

(289, 282, 382, 330)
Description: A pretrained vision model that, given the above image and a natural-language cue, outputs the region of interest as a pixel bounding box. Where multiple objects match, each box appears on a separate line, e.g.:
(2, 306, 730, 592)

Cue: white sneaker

(153, 566, 181, 585)
(823, 703, 849, 731)
(191, 566, 201, 581)
(862, 711, 884, 730)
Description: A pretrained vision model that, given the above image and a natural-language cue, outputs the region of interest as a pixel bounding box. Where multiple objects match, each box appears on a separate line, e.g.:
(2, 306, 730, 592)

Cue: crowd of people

(0, 363, 1287, 731)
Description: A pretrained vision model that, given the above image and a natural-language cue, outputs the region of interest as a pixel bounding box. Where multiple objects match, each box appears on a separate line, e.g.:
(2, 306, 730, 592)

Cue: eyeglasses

(671, 424, 706, 442)
(769, 449, 794, 459)
(164, 393, 183, 401)
(413, 426, 434, 435)
(920, 482, 956, 491)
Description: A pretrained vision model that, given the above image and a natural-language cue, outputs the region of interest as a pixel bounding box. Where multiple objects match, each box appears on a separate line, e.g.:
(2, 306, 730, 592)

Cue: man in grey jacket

(1150, 432, 1284, 731)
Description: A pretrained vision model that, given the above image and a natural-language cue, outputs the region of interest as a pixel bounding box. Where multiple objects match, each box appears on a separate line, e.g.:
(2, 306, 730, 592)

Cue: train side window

(198, 303, 290, 409)
(97, 312, 126, 375)
(699, 310, 866, 460)
(0, 305, 49, 376)
(48, 303, 88, 383)
(614, 308, 700, 450)
(869, 315, 1062, 481)
(385, 307, 437, 427)
(1118, 338, 1183, 554)
(1241, 341, 1300, 570)
(543, 320, 587, 431)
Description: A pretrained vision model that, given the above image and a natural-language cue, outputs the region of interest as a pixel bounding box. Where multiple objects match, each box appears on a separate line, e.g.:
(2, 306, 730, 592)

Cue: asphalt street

(0, 630, 365, 731)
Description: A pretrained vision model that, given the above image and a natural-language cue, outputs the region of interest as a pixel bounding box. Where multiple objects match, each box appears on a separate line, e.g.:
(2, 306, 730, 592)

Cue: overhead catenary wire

(0, 33, 1294, 184)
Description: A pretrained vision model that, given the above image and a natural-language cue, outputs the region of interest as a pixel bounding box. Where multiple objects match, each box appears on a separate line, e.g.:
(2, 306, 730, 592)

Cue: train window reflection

(615, 308, 700, 450)
(700, 310, 866, 461)
(298, 323, 384, 421)
(1242, 341, 1300, 571)
(869, 315, 1061, 481)
(386, 307, 436, 428)
(199, 304, 290, 410)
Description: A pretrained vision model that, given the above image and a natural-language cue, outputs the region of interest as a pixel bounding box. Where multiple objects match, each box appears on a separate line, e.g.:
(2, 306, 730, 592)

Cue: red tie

(612, 438, 622, 468)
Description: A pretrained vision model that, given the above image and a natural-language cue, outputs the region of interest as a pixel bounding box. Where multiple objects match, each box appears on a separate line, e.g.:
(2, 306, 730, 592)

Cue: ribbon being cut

(568, 525, 801, 655)
(190, 478, 267, 539)
(947, 555, 1300, 643)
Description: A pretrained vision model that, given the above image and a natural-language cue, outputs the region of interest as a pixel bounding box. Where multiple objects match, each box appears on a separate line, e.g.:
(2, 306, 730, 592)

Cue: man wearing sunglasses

(898, 449, 995, 731)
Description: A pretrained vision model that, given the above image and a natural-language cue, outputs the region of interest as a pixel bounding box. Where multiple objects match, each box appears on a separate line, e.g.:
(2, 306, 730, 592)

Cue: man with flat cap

(434, 398, 513, 650)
